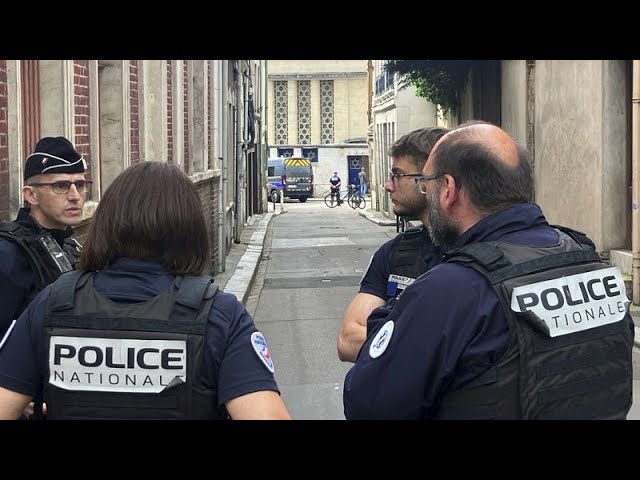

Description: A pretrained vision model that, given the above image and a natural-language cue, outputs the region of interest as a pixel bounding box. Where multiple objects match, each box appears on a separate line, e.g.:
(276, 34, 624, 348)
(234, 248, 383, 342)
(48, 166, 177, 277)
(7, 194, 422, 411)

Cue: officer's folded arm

(0, 386, 32, 420)
(225, 390, 291, 420)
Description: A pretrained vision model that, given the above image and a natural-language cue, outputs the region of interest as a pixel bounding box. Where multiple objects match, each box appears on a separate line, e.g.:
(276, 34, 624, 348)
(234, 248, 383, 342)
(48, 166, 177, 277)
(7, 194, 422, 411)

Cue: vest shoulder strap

(444, 238, 603, 285)
(444, 242, 512, 271)
(48, 270, 87, 312)
(549, 224, 596, 250)
(172, 275, 219, 323)
(0, 221, 23, 235)
(394, 227, 424, 253)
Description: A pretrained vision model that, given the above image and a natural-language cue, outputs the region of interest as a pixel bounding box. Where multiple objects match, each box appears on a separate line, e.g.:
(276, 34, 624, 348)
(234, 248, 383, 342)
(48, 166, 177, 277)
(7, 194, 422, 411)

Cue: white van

(266, 157, 314, 203)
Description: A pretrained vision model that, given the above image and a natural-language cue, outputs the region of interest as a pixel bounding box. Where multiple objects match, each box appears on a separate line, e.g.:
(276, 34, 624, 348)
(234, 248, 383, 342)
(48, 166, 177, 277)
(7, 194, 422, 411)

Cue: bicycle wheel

(349, 193, 366, 210)
(357, 194, 366, 209)
(324, 192, 338, 208)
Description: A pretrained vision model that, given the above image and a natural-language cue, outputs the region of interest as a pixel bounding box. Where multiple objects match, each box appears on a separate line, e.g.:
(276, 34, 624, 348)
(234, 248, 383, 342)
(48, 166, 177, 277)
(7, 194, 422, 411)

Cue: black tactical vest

(42, 270, 222, 420)
(0, 221, 81, 306)
(387, 226, 431, 299)
(436, 229, 633, 420)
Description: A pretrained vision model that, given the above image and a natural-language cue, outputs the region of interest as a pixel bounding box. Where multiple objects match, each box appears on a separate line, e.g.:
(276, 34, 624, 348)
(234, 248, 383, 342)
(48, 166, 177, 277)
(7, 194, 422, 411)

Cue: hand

(25, 401, 48, 418)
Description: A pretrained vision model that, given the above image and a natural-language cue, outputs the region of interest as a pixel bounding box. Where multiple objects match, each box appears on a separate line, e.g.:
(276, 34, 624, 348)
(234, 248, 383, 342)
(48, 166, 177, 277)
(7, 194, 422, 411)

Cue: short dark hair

(80, 161, 210, 275)
(431, 130, 533, 214)
(389, 126, 450, 171)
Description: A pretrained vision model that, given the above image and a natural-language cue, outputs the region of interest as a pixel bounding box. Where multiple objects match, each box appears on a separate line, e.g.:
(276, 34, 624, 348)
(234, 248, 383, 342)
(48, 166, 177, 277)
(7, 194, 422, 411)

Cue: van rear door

(283, 158, 313, 201)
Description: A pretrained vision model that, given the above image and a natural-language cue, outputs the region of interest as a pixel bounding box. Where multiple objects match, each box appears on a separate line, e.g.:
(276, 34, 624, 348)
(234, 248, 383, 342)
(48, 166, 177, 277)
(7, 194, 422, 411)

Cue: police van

(267, 157, 314, 203)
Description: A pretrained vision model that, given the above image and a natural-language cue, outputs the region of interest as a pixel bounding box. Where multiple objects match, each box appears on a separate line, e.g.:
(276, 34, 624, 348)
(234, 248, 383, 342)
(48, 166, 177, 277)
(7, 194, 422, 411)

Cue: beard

(393, 192, 427, 220)
(427, 187, 460, 248)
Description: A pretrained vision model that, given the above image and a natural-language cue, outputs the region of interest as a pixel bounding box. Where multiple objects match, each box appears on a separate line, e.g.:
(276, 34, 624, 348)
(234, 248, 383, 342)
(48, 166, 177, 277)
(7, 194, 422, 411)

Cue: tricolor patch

(369, 320, 394, 359)
(251, 331, 275, 373)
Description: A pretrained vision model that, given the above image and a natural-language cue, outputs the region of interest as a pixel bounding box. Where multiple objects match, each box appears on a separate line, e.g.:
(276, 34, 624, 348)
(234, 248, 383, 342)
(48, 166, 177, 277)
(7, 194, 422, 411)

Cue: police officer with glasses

(0, 136, 89, 340)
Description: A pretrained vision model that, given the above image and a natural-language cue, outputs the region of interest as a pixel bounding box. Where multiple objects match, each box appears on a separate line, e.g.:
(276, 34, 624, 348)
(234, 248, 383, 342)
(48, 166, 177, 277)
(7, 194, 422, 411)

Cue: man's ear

(440, 173, 458, 209)
(22, 185, 39, 207)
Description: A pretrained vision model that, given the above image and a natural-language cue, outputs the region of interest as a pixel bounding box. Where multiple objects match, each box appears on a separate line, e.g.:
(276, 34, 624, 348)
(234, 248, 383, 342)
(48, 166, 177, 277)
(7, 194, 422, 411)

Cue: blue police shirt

(0, 239, 33, 337)
(0, 209, 73, 337)
(0, 257, 280, 409)
(359, 226, 441, 300)
(343, 202, 623, 419)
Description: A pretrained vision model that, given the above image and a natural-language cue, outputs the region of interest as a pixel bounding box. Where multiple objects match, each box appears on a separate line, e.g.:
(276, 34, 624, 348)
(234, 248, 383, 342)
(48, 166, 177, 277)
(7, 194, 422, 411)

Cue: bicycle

(324, 184, 366, 209)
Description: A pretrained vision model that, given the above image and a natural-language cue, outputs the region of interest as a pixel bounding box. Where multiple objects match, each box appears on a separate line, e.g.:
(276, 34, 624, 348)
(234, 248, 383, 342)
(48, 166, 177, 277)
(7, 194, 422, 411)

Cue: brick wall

(211, 175, 220, 272)
(73, 61, 92, 195)
(129, 60, 140, 165)
(207, 62, 212, 170)
(167, 60, 173, 164)
(183, 60, 189, 174)
(196, 177, 215, 274)
(0, 60, 8, 222)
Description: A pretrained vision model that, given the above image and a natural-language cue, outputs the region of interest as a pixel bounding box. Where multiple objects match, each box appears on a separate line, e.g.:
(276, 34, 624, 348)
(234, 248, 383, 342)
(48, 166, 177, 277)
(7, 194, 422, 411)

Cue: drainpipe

(262, 59, 269, 210)
(234, 60, 244, 244)
(632, 60, 640, 305)
(218, 60, 228, 273)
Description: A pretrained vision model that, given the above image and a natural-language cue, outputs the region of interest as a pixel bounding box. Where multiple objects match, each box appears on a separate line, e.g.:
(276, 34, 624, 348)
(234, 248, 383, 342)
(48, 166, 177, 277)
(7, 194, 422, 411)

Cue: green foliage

(384, 60, 482, 116)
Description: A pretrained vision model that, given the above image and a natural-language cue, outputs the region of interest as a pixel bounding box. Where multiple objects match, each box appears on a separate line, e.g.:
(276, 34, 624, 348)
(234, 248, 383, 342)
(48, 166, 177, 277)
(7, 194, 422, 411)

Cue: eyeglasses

(28, 180, 93, 195)
(414, 173, 445, 194)
(388, 169, 423, 186)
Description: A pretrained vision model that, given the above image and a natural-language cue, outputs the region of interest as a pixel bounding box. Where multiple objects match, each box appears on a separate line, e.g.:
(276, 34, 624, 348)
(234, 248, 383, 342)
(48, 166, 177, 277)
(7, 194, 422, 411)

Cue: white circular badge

(369, 320, 394, 359)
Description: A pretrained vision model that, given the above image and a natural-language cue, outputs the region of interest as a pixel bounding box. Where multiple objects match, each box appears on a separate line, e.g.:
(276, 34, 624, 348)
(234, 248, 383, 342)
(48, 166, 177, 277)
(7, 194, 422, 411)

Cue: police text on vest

(510, 267, 629, 337)
(48, 336, 187, 393)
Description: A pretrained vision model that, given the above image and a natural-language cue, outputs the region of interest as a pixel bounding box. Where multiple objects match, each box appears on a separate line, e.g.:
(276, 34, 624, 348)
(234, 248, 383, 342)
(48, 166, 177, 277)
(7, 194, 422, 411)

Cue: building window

(320, 80, 334, 144)
(297, 80, 311, 144)
(302, 147, 318, 163)
(277, 147, 293, 158)
(275, 80, 288, 145)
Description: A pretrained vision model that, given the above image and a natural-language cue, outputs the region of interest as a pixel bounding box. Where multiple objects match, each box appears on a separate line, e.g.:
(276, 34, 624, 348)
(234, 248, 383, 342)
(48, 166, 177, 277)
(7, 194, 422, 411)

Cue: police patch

(388, 274, 414, 288)
(251, 331, 275, 373)
(511, 266, 629, 337)
(369, 320, 394, 359)
(48, 336, 187, 393)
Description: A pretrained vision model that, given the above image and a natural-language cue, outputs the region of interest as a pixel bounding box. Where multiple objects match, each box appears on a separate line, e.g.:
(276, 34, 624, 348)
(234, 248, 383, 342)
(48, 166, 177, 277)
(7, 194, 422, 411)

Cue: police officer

(0, 137, 87, 339)
(0, 161, 291, 420)
(337, 127, 449, 363)
(329, 171, 342, 205)
(343, 121, 634, 420)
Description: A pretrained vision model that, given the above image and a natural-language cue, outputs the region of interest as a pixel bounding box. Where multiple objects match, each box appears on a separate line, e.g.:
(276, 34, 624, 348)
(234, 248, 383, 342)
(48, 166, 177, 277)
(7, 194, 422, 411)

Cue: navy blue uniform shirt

(0, 257, 280, 409)
(343, 202, 628, 419)
(359, 226, 442, 300)
(0, 209, 73, 337)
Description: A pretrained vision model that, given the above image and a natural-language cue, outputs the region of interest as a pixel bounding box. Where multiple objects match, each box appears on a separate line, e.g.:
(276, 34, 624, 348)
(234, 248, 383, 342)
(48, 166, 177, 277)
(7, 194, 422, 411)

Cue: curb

(358, 210, 396, 226)
(222, 212, 277, 304)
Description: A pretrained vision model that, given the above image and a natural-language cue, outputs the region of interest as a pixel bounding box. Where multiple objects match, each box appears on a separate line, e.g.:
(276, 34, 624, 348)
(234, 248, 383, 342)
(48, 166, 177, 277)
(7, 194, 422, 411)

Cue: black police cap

(24, 136, 86, 181)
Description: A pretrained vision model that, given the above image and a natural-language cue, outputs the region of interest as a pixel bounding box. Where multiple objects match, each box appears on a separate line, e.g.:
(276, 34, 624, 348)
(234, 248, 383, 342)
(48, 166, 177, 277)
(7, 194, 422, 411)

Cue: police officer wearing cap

(0, 137, 89, 339)
(343, 121, 634, 420)
(0, 161, 291, 420)
(337, 127, 448, 363)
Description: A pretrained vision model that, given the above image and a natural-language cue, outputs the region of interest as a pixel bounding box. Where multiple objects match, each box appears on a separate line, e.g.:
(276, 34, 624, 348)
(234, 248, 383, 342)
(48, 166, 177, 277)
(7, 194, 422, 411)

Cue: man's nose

(67, 184, 81, 199)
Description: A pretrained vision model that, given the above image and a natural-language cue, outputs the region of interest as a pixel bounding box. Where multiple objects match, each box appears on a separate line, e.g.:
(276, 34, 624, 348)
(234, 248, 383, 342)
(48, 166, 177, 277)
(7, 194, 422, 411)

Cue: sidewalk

(214, 204, 284, 303)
